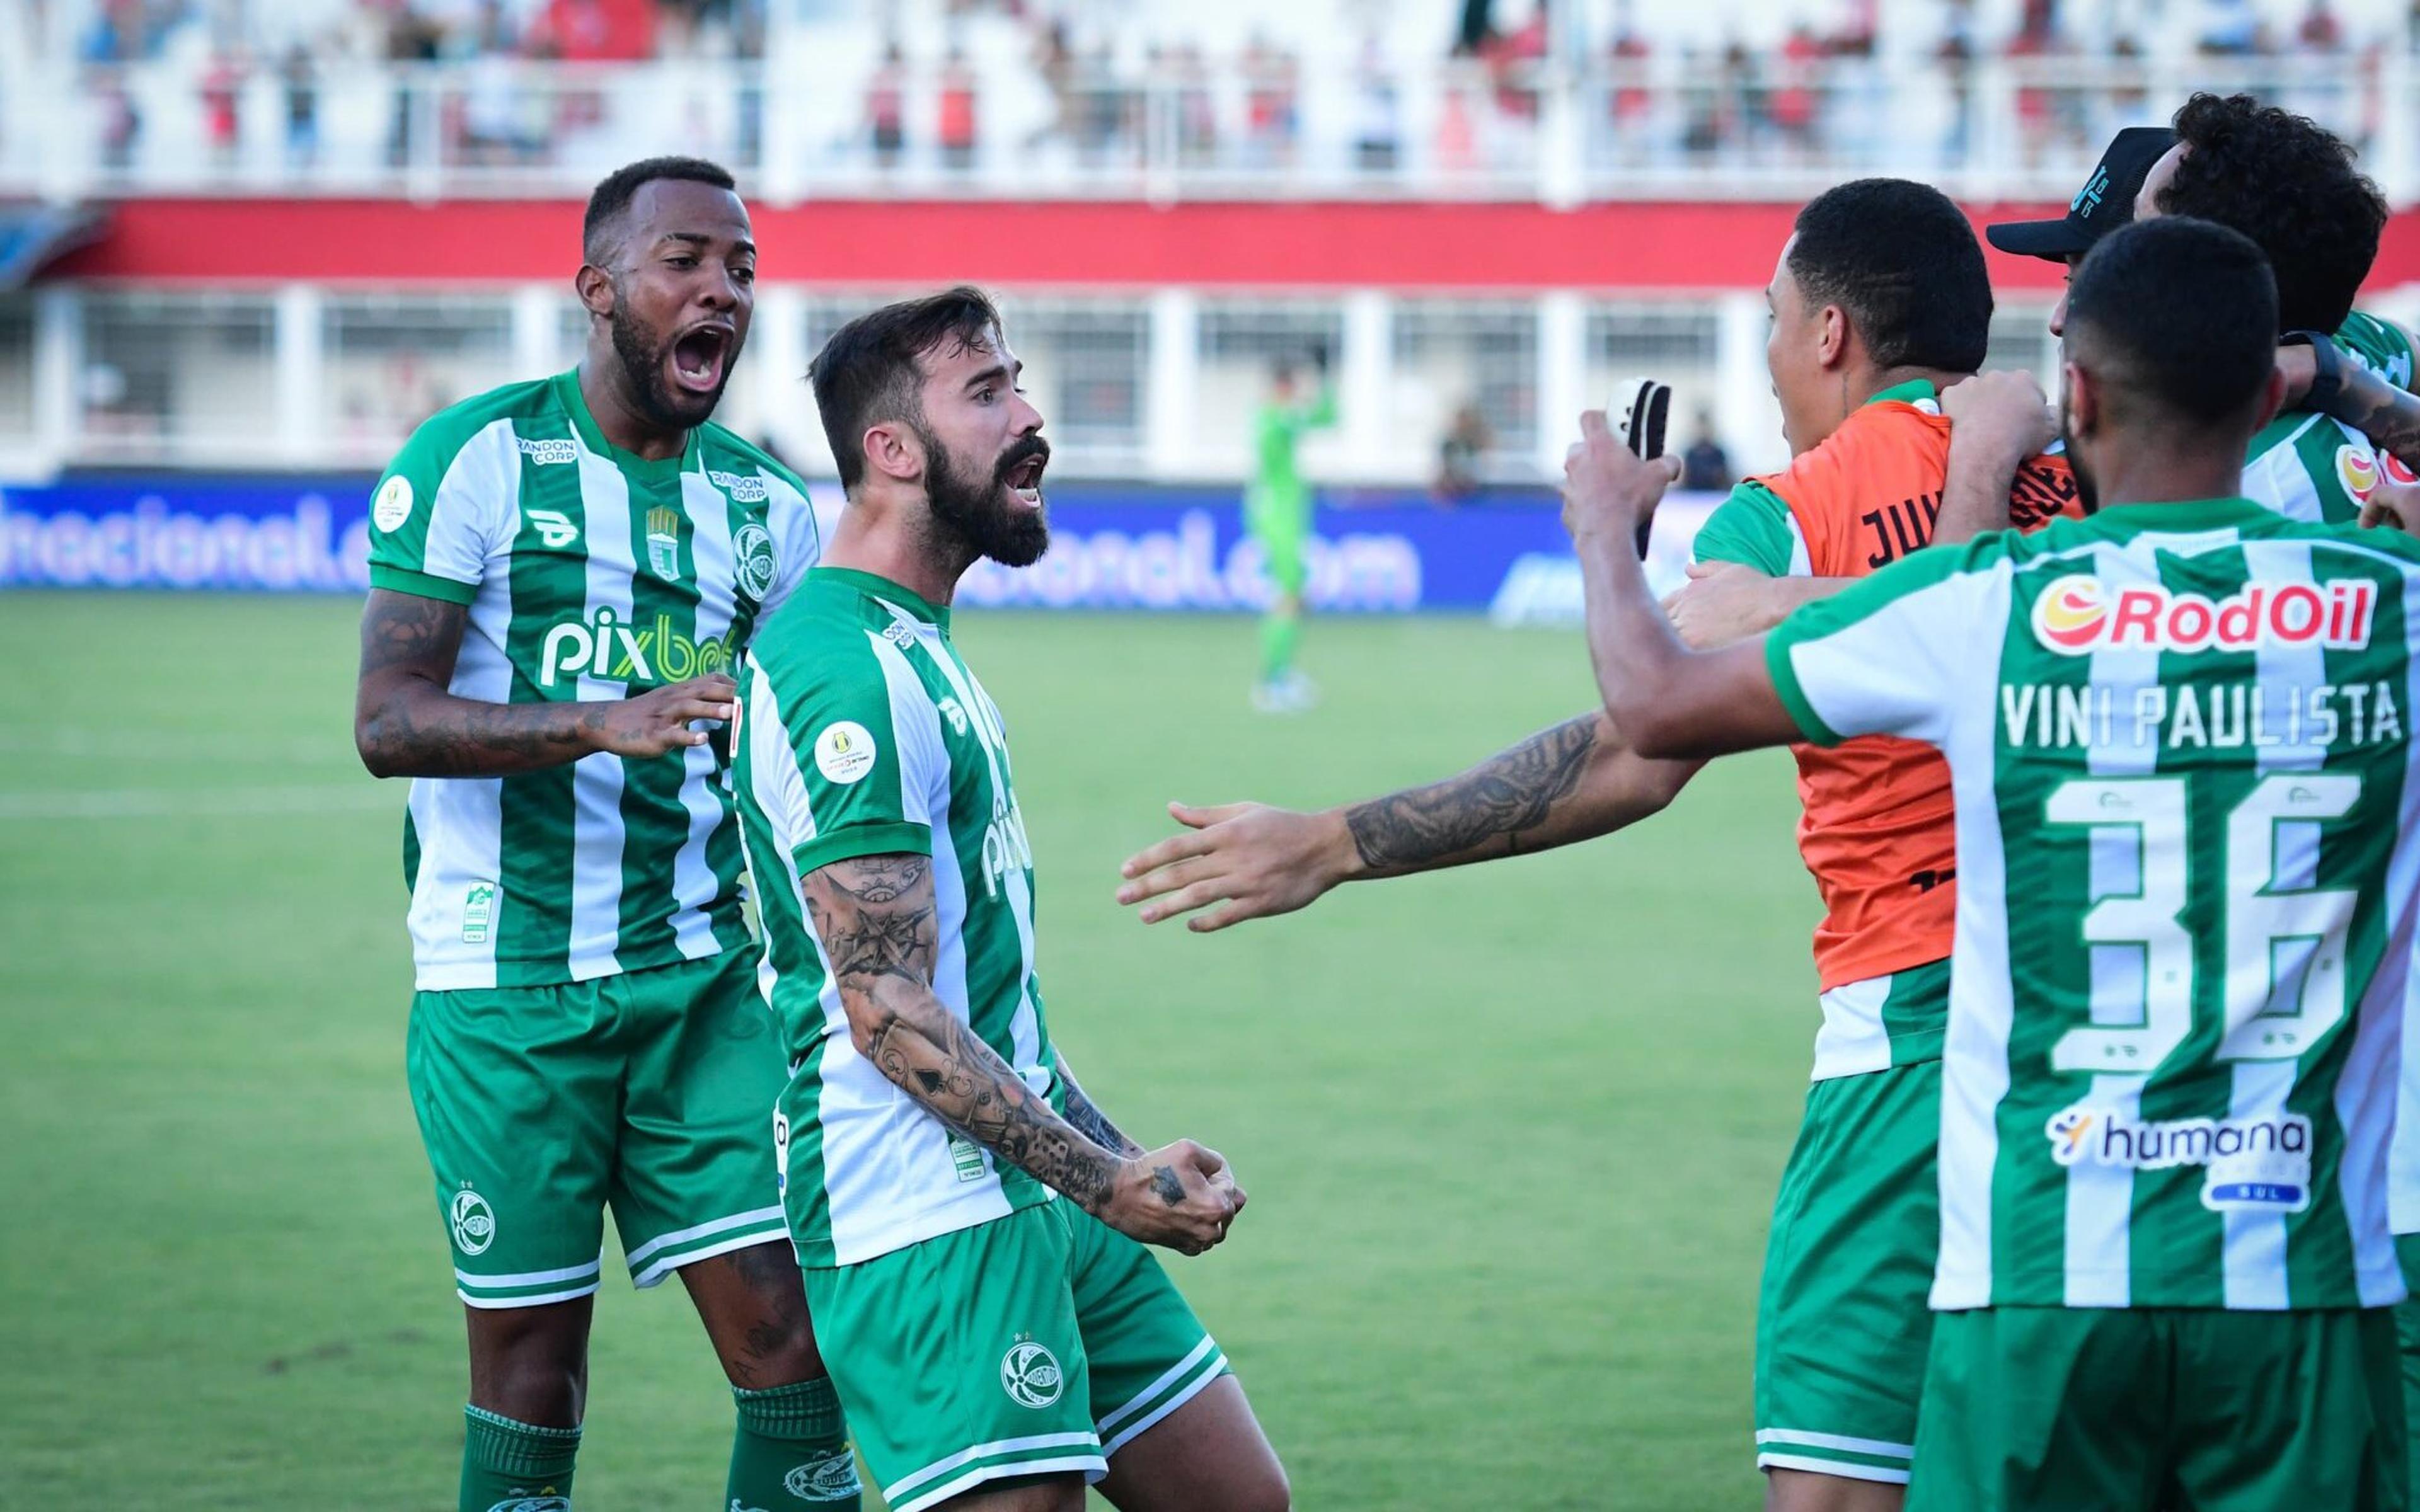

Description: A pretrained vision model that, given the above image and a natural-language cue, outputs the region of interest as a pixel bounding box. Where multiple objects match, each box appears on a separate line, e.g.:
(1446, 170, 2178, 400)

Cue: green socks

(1259, 609, 1299, 684)
(730, 1377, 861, 1508)
(459, 1405, 580, 1511)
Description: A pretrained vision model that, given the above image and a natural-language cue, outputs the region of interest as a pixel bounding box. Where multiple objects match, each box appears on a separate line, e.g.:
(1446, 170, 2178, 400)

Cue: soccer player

(732, 287, 1289, 1512)
(1118, 180, 2080, 1511)
(353, 158, 860, 1511)
(1987, 95, 2420, 518)
(1247, 353, 1336, 713)
(1564, 212, 2415, 1511)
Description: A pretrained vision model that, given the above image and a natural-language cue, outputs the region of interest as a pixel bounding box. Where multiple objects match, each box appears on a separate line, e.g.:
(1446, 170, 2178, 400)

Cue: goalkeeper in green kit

(1247, 353, 1335, 713)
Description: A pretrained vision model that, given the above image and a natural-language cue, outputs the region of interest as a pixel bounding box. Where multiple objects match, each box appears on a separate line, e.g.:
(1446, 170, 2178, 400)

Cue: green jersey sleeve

(1690, 481, 1807, 576)
(2336, 310, 2416, 391)
(752, 640, 947, 878)
(365, 413, 521, 605)
(1763, 539, 2012, 748)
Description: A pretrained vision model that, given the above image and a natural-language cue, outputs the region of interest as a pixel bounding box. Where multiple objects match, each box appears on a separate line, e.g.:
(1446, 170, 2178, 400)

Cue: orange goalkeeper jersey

(1690, 380, 2085, 992)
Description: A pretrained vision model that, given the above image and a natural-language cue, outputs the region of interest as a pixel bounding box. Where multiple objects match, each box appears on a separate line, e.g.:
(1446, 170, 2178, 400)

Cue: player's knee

(1231, 1465, 1291, 1512)
(466, 1305, 589, 1424)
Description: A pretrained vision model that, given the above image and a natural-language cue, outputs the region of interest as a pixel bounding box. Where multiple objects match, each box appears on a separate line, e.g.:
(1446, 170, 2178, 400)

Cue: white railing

(11, 50, 2417, 206)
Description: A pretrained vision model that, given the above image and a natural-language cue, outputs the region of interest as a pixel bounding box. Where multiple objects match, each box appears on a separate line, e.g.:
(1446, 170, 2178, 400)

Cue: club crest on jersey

(646, 507, 683, 580)
(2027, 573, 2375, 657)
(2337, 442, 2419, 503)
(2045, 1105, 2312, 1213)
(733, 521, 777, 602)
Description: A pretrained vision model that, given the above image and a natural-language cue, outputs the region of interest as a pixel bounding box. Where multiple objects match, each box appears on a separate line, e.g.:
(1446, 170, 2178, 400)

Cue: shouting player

(1118, 179, 2078, 1511)
(354, 158, 858, 1511)
(1566, 212, 2414, 1511)
(733, 287, 1289, 1512)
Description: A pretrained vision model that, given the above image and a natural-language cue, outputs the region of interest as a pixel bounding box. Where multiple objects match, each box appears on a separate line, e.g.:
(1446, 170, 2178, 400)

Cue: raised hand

(1117, 801, 1349, 932)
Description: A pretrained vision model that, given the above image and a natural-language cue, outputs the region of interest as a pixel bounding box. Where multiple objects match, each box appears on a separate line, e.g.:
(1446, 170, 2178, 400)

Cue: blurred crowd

(38, 0, 2420, 185)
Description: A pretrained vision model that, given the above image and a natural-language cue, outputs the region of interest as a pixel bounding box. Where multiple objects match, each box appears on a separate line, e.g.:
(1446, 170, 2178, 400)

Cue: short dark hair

(2065, 216, 2277, 429)
(1786, 178, 1991, 373)
(2156, 92, 2385, 333)
(809, 287, 1003, 491)
(583, 156, 737, 262)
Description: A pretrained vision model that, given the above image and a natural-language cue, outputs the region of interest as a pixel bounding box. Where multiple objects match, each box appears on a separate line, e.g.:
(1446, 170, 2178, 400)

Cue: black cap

(1985, 126, 2179, 262)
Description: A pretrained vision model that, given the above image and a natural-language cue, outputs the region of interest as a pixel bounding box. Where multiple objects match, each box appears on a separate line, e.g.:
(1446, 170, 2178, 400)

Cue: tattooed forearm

(806, 854, 1129, 1213)
(354, 589, 602, 778)
(1345, 714, 1599, 869)
(2330, 368, 2420, 474)
(1057, 1056, 1146, 1158)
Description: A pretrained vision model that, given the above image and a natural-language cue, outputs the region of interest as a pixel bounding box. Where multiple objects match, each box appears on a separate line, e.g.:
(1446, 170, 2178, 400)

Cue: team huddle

(358, 91, 2420, 1512)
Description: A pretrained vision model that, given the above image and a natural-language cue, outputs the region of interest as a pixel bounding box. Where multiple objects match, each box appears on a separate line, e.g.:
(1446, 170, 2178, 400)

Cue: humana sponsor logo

(2030, 574, 2375, 656)
(539, 607, 741, 688)
(2044, 1104, 2313, 1212)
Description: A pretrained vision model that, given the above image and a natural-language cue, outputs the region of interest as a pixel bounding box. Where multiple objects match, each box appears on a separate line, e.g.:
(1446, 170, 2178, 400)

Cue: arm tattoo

(2332, 369, 2420, 474)
(805, 855, 1127, 1213)
(354, 590, 602, 778)
(1344, 714, 1598, 869)
(1057, 1056, 1146, 1158)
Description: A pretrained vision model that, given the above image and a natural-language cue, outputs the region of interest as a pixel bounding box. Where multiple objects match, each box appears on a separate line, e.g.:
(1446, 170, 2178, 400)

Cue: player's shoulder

(388, 375, 563, 476)
(1758, 398, 1947, 514)
(695, 423, 815, 501)
(751, 573, 909, 689)
(2337, 309, 2416, 389)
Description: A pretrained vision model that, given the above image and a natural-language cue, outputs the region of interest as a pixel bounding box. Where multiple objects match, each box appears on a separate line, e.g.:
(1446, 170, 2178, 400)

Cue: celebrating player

(353, 158, 859, 1511)
(1247, 353, 1337, 713)
(1119, 179, 2075, 1511)
(732, 287, 1288, 1512)
(1989, 97, 2420, 513)
(1566, 212, 2416, 1511)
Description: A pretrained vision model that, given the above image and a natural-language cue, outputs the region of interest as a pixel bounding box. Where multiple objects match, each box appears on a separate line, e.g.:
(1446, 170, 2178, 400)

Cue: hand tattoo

(1149, 1165, 1186, 1206)
(805, 854, 1126, 1213)
(1345, 714, 1598, 869)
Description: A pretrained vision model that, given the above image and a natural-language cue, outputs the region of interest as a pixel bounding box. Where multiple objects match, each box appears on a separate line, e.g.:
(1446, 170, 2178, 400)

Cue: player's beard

(609, 284, 732, 433)
(921, 424, 1052, 568)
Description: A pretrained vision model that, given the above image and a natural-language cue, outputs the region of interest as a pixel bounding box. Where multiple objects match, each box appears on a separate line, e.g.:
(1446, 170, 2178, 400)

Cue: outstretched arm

(1117, 711, 1698, 932)
(354, 588, 737, 778)
(1564, 415, 1801, 760)
(2325, 365, 2420, 475)
(804, 852, 1240, 1254)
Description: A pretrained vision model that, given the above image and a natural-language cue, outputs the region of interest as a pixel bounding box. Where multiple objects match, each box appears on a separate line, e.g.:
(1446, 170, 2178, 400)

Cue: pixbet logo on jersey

(538, 607, 741, 688)
(2029, 573, 2375, 657)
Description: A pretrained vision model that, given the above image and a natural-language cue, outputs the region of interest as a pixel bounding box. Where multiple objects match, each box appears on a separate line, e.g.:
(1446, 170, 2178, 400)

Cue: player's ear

(2062, 360, 2099, 440)
(575, 262, 614, 320)
(861, 420, 924, 488)
(2251, 364, 2286, 433)
(1816, 304, 1850, 370)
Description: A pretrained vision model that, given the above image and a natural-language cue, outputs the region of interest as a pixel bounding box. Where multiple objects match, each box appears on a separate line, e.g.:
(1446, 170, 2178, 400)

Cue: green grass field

(0, 591, 1819, 1509)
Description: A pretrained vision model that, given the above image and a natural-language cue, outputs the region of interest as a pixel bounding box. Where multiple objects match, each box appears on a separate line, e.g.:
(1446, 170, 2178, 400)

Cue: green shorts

(406, 948, 791, 1309)
(1754, 1058, 1940, 1485)
(804, 1200, 1229, 1512)
(1909, 1305, 2407, 1511)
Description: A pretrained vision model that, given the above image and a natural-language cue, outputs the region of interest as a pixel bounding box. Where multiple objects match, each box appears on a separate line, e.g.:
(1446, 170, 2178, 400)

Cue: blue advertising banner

(0, 474, 1722, 612)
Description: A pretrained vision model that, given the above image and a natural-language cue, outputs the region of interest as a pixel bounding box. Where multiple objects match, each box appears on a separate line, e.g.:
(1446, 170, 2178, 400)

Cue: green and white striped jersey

(2241, 311, 2417, 525)
(367, 371, 821, 991)
(733, 568, 1061, 1268)
(1767, 496, 2420, 1312)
